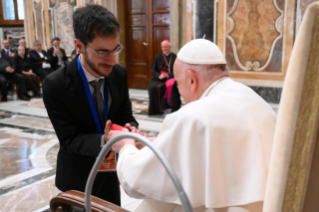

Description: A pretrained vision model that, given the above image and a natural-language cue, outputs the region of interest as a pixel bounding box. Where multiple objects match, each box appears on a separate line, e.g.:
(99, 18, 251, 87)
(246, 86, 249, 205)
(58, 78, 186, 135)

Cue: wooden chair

(50, 190, 129, 212)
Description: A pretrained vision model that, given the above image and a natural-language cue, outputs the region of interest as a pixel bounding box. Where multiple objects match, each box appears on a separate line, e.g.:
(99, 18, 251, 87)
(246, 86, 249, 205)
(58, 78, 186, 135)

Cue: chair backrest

(263, 2, 319, 212)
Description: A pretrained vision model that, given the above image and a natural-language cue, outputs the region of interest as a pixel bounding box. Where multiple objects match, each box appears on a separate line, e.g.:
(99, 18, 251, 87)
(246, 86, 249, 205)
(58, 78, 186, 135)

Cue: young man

(47, 37, 68, 70)
(1, 39, 16, 63)
(43, 5, 138, 206)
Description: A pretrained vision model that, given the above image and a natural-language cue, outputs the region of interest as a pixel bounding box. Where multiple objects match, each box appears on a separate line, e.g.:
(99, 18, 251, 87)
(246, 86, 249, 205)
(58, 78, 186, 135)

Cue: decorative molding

(226, 0, 284, 72)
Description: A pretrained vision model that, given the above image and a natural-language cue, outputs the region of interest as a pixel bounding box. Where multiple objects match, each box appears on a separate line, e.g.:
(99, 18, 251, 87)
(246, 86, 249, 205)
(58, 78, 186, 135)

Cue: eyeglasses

(82, 41, 123, 59)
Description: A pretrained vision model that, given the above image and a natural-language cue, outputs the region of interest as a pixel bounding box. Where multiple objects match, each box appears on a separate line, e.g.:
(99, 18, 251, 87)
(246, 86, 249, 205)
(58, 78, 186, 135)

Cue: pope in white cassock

(111, 39, 277, 212)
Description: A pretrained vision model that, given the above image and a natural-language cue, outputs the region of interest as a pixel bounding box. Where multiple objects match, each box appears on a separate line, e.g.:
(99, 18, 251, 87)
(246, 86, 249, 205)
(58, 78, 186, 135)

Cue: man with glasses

(43, 5, 138, 206)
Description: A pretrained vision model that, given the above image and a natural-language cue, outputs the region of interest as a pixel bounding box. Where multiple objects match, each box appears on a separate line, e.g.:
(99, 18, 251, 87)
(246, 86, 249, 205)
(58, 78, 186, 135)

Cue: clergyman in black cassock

(148, 52, 181, 115)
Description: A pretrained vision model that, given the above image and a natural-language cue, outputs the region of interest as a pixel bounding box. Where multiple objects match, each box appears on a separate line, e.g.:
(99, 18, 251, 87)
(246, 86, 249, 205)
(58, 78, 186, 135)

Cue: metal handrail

(84, 132, 194, 212)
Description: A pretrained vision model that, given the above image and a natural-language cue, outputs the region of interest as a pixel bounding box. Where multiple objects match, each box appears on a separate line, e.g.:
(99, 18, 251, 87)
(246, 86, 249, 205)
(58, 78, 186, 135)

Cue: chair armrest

(50, 190, 130, 212)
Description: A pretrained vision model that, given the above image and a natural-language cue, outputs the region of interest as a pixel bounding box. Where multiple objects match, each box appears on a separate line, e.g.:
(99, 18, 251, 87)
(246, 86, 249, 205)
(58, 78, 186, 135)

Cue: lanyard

(77, 57, 108, 134)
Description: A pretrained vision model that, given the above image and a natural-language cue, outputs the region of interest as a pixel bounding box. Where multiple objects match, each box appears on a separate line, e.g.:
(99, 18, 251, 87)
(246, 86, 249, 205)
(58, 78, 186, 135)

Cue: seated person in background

(0, 44, 30, 101)
(1, 39, 16, 63)
(112, 39, 277, 212)
(19, 39, 30, 56)
(29, 40, 54, 79)
(13, 46, 41, 98)
(47, 37, 68, 70)
(148, 40, 181, 115)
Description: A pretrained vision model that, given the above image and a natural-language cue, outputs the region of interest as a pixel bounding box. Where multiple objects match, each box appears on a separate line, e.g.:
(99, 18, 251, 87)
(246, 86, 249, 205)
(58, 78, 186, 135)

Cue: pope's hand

(111, 128, 135, 153)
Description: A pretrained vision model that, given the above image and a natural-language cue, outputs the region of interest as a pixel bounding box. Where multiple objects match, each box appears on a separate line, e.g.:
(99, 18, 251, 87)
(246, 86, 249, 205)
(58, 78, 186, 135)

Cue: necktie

(90, 79, 105, 127)
(6, 50, 9, 55)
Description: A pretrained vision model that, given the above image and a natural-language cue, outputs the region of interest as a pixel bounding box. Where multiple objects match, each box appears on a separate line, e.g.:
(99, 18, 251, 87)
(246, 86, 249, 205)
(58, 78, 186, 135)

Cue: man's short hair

(33, 40, 41, 46)
(73, 5, 120, 44)
(52, 37, 60, 43)
(18, 45, 25, 50)
(19, 39, 25, 43)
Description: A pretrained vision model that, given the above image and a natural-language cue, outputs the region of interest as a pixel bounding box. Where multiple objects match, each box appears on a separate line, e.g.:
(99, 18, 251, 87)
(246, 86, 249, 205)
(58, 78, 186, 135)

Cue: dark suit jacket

(29, 50, 52, 73)
(1, 49, 16, 63)
(151, 52, 177, 79)
(43, 55, 138, 203)
(47, 47, 68, 70)
(0, 53, 12, 74)
(13, 54, 32, 74)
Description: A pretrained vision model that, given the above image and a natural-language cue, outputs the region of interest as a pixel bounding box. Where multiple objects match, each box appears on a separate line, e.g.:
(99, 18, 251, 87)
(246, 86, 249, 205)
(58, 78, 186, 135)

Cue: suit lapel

(105, 73, 119, 121)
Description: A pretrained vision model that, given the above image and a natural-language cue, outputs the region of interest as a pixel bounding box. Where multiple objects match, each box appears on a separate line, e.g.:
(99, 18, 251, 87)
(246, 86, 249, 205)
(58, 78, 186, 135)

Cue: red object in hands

(111, 124, 124, 131)
(111, 123, 147, 137)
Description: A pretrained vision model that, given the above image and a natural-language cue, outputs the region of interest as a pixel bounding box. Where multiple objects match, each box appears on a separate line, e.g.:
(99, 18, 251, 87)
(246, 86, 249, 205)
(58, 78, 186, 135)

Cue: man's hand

(6, 67, 14, 73)
(158, 73, 167, 80)
(124, 123, 140, 133)
(54, 48, 62, 56)
(104, 120, 112, 143)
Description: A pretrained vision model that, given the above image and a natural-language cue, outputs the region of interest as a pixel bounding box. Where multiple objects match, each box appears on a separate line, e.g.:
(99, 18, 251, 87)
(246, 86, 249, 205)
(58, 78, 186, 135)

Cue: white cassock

(117, 78, 276, 212)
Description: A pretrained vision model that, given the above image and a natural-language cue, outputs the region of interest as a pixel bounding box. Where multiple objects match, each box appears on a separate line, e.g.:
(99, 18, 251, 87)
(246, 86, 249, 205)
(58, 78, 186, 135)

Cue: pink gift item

(164, 78, 176, 104)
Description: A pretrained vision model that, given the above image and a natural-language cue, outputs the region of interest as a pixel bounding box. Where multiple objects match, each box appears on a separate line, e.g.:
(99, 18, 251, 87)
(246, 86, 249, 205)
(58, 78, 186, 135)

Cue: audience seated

(0, 43, 30, 101)
(29, 40, 54, 79)
(148, 40, 181, 115)
(19, 39, 30, 56)
(1, 39, 16, 63)
(13, 46, 41, 98)
(47, 37, 68, 70)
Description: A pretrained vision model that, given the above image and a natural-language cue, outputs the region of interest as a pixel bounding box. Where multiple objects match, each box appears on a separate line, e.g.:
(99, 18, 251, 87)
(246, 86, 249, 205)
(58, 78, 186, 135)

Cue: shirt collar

(4, 48, 9, 52)
(200, 77, 230, 99)
(80, 56, 104, 82)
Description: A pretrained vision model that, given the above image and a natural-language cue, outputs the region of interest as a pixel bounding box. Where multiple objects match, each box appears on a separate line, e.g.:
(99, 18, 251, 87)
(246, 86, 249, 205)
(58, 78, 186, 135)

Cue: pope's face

(174, 59, 192, 104)
(82, 34, 119, 77)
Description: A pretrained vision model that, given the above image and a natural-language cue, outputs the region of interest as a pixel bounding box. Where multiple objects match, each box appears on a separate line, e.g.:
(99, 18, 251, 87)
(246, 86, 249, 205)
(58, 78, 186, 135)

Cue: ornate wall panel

(216, 0, 296, 83)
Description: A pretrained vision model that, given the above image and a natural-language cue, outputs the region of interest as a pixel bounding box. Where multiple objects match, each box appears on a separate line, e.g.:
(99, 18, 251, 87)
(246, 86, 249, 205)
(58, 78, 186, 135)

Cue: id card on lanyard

(77, 57, 109, 134)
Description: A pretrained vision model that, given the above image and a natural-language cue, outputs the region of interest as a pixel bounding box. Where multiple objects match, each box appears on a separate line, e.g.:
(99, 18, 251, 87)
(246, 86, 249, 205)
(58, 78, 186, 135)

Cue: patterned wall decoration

(214, 0, 296, 83)
(226, 0, 283, 72)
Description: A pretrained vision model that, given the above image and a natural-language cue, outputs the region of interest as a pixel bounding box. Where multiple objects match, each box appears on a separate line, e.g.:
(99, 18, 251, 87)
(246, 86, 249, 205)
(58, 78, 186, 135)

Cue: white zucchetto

(177, 39, 227, 65)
